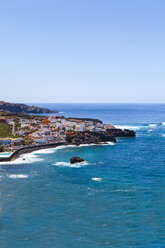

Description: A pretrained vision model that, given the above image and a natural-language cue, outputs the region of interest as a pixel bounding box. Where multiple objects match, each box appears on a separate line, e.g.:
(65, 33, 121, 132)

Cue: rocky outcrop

(106, 128, 136, 137)
(68, 117, 103, 124)
(66, 131, 116, 145)
(70, 156, 84, 164)
(66, 129, 135, 145)
(0, 101, 57, 114)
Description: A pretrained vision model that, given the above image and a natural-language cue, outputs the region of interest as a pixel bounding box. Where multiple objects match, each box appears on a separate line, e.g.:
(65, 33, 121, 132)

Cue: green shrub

(0, 123, 13, 138)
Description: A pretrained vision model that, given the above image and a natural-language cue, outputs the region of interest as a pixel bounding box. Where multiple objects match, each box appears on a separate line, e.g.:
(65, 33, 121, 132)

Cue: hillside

(0, 101, 57, 114)
(0, 122, 13, 138)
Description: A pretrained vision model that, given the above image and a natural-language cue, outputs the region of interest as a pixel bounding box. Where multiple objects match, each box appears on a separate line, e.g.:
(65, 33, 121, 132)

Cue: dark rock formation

(0, 101, 57, 114)
(106, 128, 136, 137)
(68, 117, 103, 124)
(66, 129, 135, 145)
(70, 156, 84, 164)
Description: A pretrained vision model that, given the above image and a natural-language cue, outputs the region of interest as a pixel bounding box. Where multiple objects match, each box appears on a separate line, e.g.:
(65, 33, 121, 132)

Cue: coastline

(0, 128, 136, 163)
(0, 141, 115, 163)
(0, 142, 67, 162)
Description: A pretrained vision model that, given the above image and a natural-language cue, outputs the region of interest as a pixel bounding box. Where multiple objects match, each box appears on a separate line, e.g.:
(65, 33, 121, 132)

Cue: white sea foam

(114, 125, 141, 130)
(91, 177, 102, 181)
(0, 153, 43, 165)
(52, 145, 74, 150)
(112, 189, 132, 192)
(32, 149, 55, 154)
(52, 143, 115, 151)
(148, 130, 153, 132)
(53, 161, 88, 168)
(105, 141, 115, 146)
(8, 174, 28, 179)
(162, 134, 165, 137)
(162, 122, 165, 126)
(149, 124, 157, 127)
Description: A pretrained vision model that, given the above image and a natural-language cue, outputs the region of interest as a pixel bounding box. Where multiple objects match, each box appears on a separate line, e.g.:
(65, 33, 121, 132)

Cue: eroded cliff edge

(66, 128, 136, 145)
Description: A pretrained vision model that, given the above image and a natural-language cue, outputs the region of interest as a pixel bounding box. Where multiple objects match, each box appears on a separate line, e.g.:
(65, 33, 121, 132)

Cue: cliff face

(66, 129, 136, 145)
(106, 128, 136, 137)
(68, 117, 103, 124)
(0, 101, 57, 114)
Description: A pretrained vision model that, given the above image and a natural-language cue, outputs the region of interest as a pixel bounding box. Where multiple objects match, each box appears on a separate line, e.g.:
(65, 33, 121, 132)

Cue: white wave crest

(53, 161, 88, 168)
(162, 134, 165, 137)
(8, 174, 28, 179)
(149, 124, 157, 127)
(0, 153, 43, 165)
(91, 177, 102, 181)
(114, 125, 141, 130)
(32, 149, 55, 154)
(52, 145, 75, 150)
(162, 122, 165, 126)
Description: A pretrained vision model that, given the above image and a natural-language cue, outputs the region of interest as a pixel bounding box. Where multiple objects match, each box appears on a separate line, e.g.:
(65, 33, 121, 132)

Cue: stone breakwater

(0, 129, 135, 162)
(0, 142, 66, 162)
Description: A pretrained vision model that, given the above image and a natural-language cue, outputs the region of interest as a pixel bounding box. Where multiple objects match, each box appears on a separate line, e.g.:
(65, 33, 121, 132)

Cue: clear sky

(0, 0, 165, 103)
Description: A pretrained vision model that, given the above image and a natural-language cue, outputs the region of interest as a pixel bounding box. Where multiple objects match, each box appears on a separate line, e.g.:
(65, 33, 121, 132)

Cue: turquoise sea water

(1, 104, 165, 248)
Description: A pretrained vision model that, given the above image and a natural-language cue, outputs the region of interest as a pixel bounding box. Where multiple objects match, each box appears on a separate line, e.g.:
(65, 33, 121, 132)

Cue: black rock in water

(70, 156, 84, 164)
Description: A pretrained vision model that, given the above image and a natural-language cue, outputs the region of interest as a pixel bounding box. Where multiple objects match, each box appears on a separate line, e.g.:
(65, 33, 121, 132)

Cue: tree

(0, 146, 4, 152)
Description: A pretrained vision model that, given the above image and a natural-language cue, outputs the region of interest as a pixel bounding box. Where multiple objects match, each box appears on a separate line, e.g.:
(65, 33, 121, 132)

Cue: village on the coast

(0, 114, 115, 153)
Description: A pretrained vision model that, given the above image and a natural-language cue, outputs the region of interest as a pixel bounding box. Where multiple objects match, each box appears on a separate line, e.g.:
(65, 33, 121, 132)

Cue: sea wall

(0, 142, 66, 162)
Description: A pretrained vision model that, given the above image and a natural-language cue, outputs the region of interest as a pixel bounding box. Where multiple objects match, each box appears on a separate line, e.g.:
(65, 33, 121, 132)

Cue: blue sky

(0, 0, 165, 103)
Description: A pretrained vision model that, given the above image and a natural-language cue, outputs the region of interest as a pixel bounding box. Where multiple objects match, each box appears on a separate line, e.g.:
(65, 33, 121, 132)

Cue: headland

(0, 101, 136, 162)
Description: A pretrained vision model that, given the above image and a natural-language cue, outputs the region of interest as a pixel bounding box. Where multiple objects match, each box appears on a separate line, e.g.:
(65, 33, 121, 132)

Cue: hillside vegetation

(0, 101, 56, 114)
(0, 123, 13, 138)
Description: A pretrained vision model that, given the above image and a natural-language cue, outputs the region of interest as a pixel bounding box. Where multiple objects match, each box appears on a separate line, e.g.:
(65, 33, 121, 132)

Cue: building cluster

(0, 115, 115, 152)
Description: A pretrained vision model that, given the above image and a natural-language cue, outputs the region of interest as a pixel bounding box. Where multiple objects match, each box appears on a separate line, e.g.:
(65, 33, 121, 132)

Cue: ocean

(0, 103, 165, 248)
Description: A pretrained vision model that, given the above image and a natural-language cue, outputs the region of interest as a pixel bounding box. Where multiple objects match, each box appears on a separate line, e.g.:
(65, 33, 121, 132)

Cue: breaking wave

(91, 177, 102, 181)
(0, 153, 43, 165)
(149, 124, 157, 127)
(32, 149, 55, 154)
(53, 161, 88, 168)
(7, 174, 28, 179)
(114, 125, 142, 130)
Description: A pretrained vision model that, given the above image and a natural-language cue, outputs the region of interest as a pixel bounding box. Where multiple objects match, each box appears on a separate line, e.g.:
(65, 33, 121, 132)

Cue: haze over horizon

(0, 0, 165, 103)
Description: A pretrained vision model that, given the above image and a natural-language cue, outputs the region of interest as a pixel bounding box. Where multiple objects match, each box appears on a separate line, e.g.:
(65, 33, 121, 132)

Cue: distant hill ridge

(0, 101, 56, 114)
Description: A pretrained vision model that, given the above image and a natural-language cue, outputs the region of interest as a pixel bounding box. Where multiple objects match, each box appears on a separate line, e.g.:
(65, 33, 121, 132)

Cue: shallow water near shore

(1, 104, 165, 248)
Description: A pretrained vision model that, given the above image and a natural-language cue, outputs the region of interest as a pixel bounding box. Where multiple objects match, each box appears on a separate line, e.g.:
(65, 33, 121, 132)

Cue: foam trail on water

(8, 174, 28, 179)
(91, 177, 102, 181)
(33, 149, 55, 154)
(149, 124, 157, 127)
(53, 161, 88, 168)
(0, 153, 43, 165)
(114, 125, 141, 130)
(53, 143, 116, 151)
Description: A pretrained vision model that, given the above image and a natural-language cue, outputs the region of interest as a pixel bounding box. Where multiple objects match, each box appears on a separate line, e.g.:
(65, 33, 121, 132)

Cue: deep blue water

(1, 104, 165, 248)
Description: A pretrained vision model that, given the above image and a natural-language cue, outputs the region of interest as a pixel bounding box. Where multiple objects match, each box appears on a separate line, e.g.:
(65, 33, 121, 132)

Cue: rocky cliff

(66, 129, 136, 145)
(0, 101, 57, 114)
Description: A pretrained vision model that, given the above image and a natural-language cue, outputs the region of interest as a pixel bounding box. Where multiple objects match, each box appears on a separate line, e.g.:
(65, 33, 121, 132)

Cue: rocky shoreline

(66, 128, 136, 145)
(0, 128, 135, 162)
